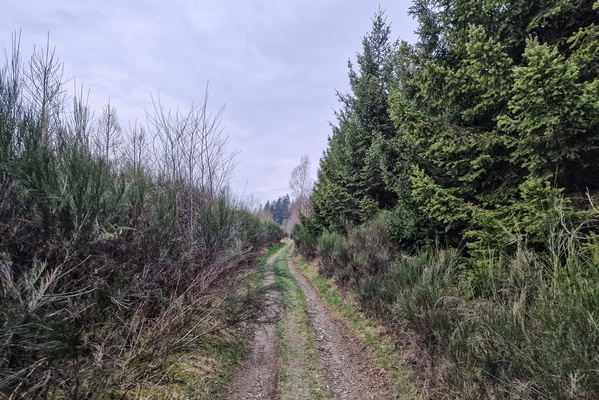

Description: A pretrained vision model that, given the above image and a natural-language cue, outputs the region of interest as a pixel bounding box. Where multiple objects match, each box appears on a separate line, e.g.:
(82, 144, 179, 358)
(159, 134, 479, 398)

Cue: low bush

(291, 215, 320, 258)
(316, 231, 349, 278)
(378, 235, 597, 398)
(313, 211, 398, 286)
(346, 211, 396, 284)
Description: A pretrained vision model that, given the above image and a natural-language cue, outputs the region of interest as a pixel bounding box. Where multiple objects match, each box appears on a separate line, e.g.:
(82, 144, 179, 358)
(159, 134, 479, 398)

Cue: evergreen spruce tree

(267, 195, 292, 226)
(390, 0, 599, 248)
(309, 0, 598, 247)
(310, 10, 399, 233)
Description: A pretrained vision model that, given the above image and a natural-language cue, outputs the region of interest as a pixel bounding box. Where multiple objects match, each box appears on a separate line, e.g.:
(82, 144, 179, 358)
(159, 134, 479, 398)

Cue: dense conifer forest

(294, 1, 599, 398)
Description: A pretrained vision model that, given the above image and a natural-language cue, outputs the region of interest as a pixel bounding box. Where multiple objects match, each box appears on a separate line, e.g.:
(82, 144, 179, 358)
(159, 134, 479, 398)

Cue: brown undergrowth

(0, 38, 285, 399)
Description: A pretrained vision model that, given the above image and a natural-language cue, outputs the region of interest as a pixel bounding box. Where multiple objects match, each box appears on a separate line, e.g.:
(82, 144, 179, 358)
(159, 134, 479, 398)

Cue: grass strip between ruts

(291, 248, 418, 400)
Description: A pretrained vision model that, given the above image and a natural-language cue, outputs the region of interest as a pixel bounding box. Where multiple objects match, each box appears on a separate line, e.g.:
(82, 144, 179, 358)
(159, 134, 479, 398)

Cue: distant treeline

(262, 194, 292, 226)
(294, 1, 599, 399)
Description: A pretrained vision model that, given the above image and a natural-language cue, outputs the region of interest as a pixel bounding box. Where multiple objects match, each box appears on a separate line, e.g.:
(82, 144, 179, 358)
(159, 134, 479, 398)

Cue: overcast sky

(1, 0, 417, 206)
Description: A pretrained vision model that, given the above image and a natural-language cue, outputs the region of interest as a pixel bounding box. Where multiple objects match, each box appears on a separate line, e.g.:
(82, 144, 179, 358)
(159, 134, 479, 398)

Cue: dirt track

(227, 243, 397, 399)
(226, 246, 285, 399)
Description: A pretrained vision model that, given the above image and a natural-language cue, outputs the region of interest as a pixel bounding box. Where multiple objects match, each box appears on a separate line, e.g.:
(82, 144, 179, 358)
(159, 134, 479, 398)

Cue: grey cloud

(0, 0, 417, 204)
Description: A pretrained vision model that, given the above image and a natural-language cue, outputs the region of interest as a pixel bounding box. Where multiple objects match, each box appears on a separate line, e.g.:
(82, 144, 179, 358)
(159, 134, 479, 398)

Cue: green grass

(251, 240, 287, 284)
(292, 253, 418, 399)
(157, 334, 247, 400)
(264, 240, 287, 260)
(272, 248, 331, 400)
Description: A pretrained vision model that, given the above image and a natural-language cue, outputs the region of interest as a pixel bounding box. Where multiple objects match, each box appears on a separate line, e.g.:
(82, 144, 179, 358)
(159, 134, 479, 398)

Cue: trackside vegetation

(294, 2, 599, 399)
(0, 36, 284, 399)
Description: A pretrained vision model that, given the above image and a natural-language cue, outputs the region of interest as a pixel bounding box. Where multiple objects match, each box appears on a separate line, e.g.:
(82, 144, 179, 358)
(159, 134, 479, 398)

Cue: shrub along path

(226, 242, 398, 399)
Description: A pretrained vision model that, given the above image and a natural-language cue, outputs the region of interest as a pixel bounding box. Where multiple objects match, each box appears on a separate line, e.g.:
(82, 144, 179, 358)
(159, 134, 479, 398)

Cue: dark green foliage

(264, 194, 292, 226)
(237, 208, 285, 250)
(310, 0, 599, 249)
(308, 10, 399, 234)
(291, 213, 320, 259)
(304, 2, 599, 398)
(396, 0, 599, 249)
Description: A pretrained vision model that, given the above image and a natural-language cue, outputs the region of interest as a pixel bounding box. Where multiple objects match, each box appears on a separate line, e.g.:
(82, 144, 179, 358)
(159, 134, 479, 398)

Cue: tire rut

(227, 243, 397, 399)
(286, 249, 398, 400)
(226, 245, 288, 400)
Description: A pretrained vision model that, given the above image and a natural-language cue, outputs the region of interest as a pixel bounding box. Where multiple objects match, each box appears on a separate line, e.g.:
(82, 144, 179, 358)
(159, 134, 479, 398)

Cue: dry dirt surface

(226, 246, 286, 400)
(227, 243, 398, 399)
(286, 252, 397, 400)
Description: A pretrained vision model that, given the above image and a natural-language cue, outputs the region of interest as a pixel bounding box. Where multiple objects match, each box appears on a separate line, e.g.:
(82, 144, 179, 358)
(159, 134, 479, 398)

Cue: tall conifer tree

(311, 10, 398, 233)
